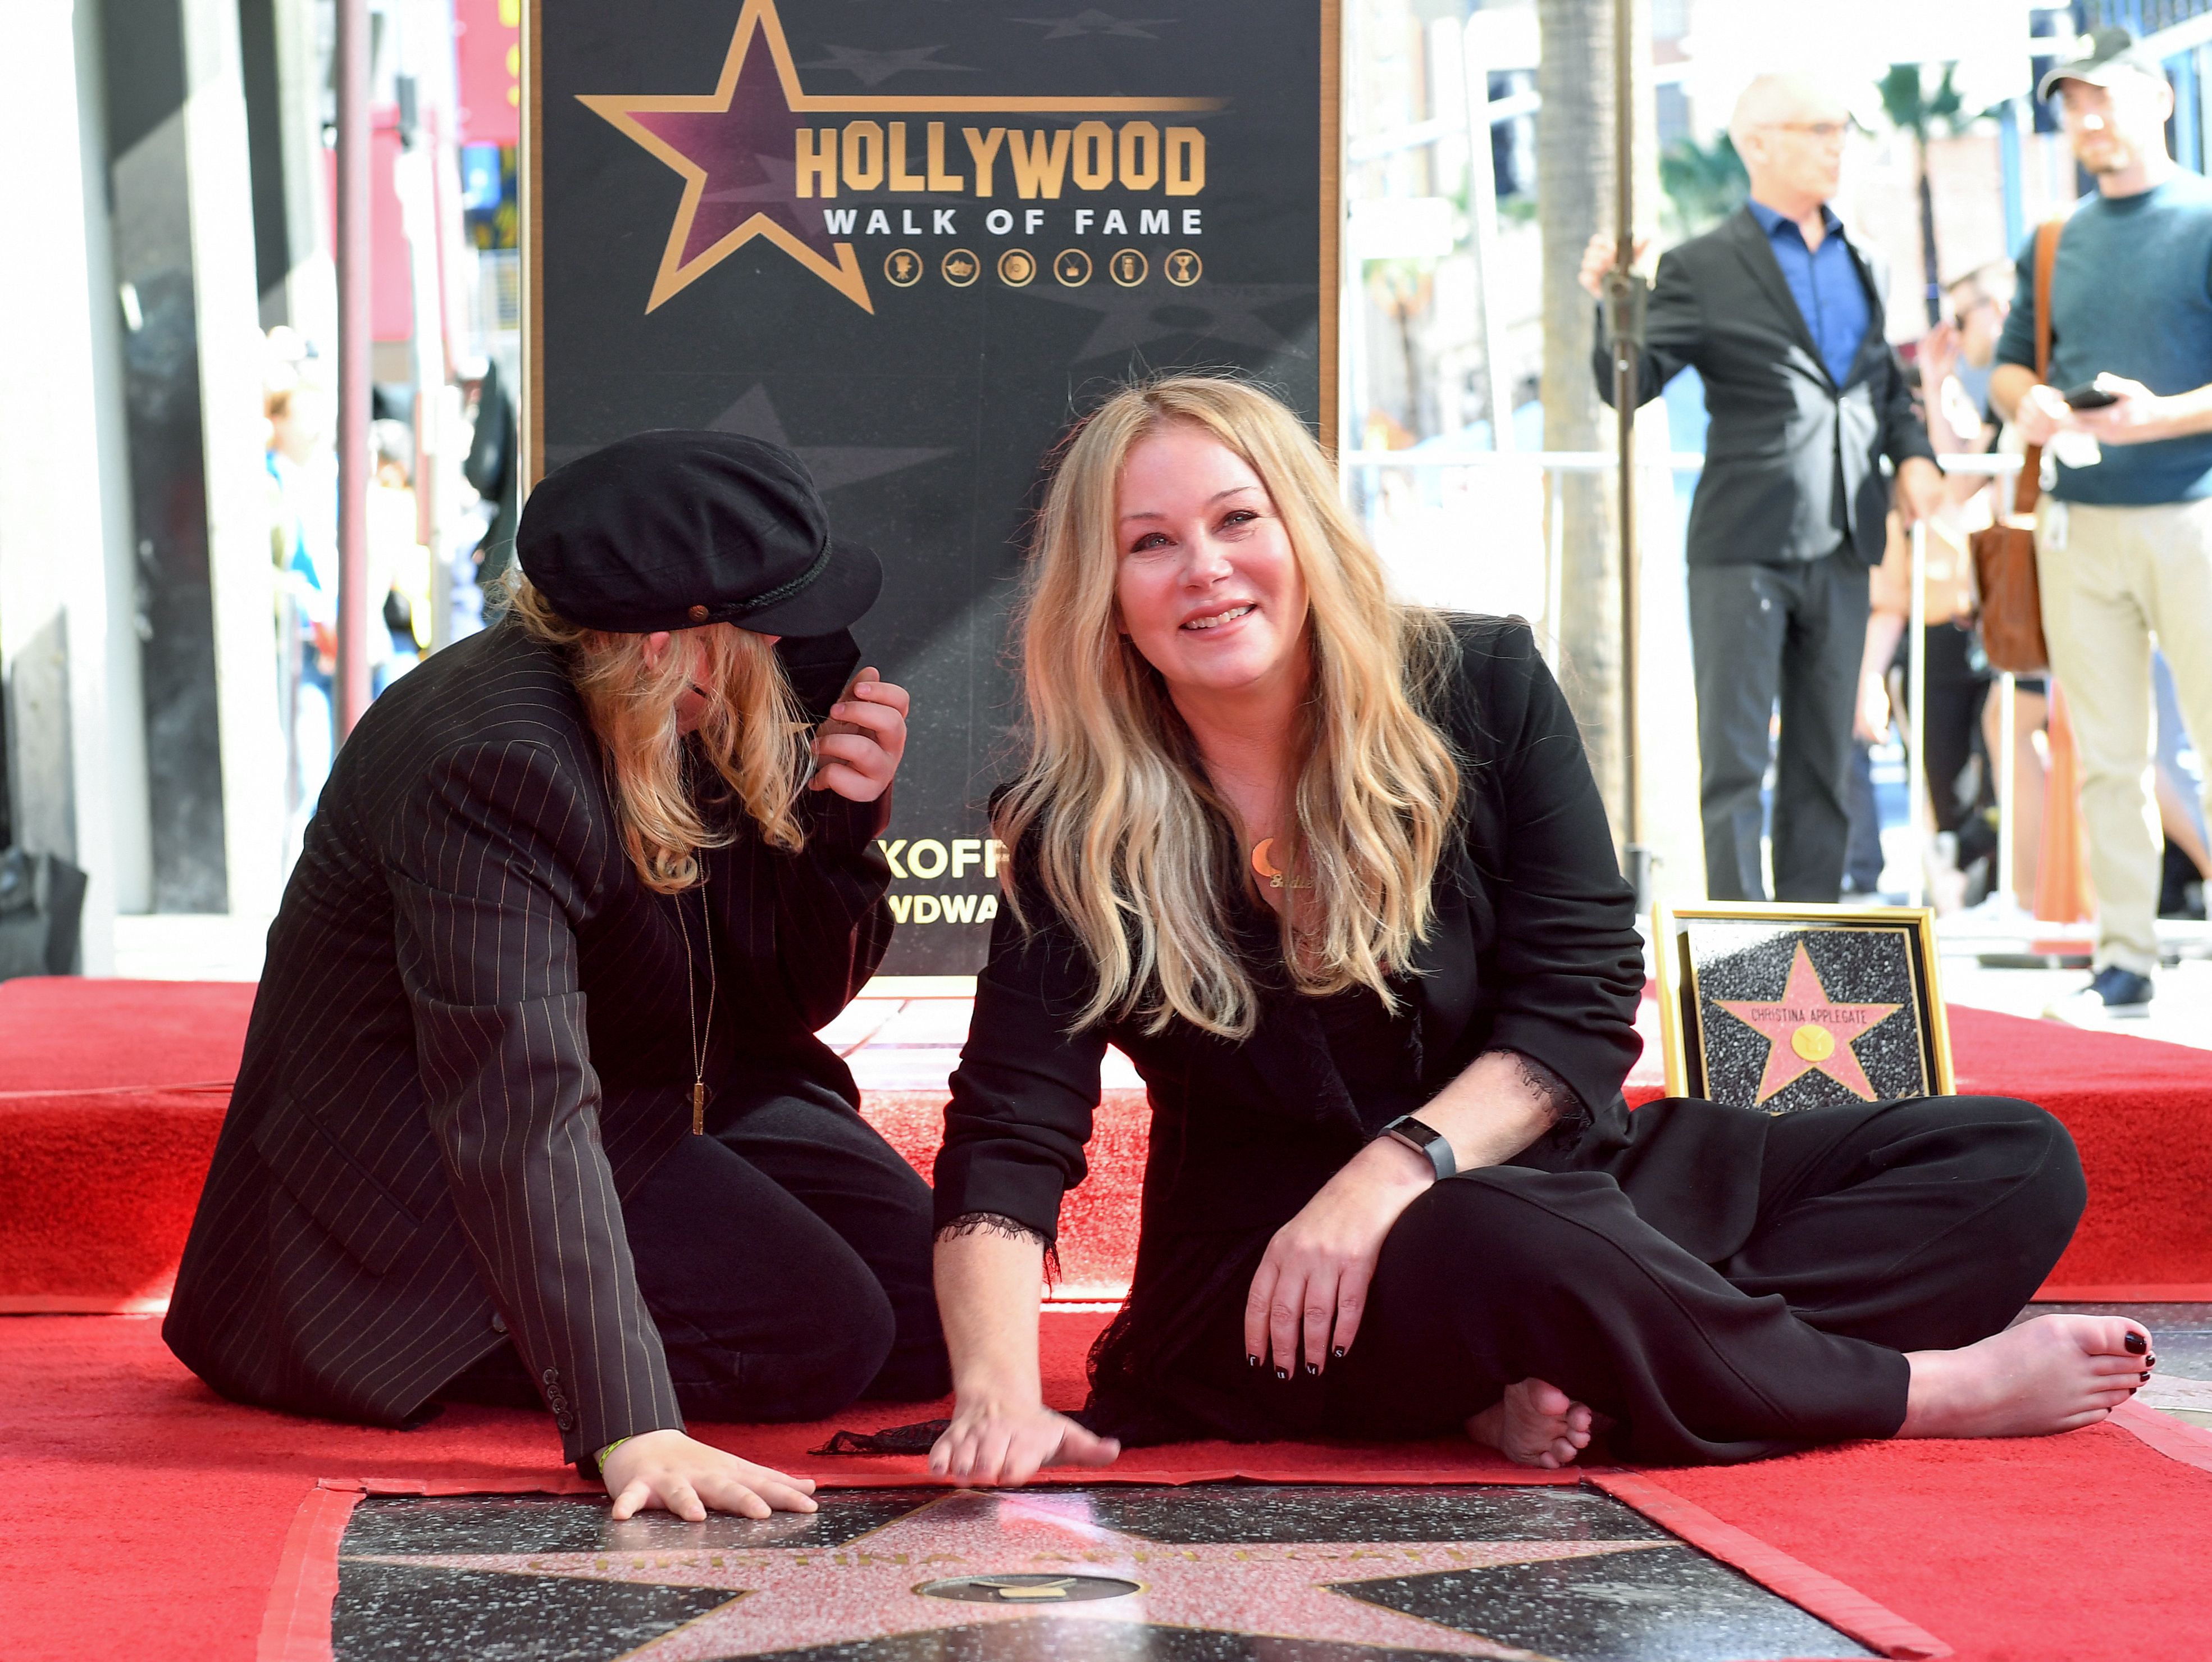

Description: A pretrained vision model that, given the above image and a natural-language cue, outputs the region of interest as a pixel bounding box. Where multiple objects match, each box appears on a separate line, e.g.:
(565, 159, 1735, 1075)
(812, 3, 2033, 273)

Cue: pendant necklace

(672, 882, 715, 1133)
(1249, 837, 1313, 891)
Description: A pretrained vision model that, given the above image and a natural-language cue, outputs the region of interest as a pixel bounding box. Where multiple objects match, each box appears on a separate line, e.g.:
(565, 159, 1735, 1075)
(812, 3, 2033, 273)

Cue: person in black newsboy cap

(166, 431, 945, 1524)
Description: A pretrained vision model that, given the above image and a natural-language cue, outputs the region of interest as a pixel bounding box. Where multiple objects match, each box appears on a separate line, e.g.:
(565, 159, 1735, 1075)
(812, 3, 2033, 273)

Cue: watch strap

(1380, 1114, 1457, 1181)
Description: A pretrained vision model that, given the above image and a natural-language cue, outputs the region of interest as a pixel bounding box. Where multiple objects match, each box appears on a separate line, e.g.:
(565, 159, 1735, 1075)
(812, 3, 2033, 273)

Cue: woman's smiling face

(1112, 423, 1310, 702)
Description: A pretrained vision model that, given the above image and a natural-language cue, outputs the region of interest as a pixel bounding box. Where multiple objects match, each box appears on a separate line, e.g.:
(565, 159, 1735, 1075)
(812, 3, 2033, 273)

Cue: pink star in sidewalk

(1714, 941, 1901, 1104)
(349, 1489, 1670, 1660)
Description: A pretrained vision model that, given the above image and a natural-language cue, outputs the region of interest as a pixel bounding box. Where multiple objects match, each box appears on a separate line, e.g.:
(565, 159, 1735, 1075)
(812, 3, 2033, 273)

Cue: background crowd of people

(1590, 33, 2206, 1025)
(258, 335, 517, 858)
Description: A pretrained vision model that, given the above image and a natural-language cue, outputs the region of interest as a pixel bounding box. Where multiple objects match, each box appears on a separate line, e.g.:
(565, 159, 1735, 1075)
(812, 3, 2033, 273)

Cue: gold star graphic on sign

(578, 0, 1222, 314)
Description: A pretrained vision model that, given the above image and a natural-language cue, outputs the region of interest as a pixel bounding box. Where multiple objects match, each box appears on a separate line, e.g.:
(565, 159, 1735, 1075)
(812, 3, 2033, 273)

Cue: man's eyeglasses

(1759, 121, 1853, 142)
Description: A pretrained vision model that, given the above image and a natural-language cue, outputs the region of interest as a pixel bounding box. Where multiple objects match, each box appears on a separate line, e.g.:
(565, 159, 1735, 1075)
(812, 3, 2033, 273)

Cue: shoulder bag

(1969, 217, 2062, 674)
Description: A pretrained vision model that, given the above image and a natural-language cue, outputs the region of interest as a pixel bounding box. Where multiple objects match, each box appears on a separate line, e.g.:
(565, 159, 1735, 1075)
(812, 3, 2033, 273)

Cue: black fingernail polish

(1247, 1353, 1261, 1368)
(1303, 1362, 1319, 1377)
(1274, 1366, 1288, 1381)
(2126, 1332, 2148, 1354)
(1332, 1346, 1347, 1360)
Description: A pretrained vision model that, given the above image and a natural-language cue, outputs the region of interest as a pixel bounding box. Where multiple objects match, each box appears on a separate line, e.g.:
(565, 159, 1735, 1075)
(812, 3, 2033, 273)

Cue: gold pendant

(1250, 837, 1309, 891)
(691, 1081, 708, 1134)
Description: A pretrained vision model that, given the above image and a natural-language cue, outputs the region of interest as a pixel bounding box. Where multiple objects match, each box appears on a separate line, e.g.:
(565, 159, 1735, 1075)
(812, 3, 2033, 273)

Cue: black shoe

(2044, 965, 2154, 1025)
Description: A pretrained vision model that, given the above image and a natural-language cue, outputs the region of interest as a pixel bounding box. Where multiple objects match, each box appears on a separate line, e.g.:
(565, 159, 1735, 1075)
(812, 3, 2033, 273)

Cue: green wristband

(598, 1436, 632, 1469)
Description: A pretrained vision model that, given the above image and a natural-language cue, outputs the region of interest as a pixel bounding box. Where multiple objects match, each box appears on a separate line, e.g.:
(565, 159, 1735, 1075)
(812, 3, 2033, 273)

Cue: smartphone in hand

(2062, 381, 2120, 410)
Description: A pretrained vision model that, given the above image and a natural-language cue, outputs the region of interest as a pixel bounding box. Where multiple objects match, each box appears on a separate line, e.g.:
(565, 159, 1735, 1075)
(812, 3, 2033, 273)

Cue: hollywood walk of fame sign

(1653, 904, 1956, 1114)
(329, 1485, 1877, 1661)
(523, 0, 1338, 973)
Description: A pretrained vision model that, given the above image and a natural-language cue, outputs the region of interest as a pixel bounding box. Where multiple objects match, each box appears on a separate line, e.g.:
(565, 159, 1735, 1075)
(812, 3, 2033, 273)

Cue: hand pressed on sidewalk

(600, 1428, 818, 1522)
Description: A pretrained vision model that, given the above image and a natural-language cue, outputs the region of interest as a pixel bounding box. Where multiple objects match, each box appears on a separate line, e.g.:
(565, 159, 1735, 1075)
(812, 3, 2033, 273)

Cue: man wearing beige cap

(1990, 28, 2212, 1022)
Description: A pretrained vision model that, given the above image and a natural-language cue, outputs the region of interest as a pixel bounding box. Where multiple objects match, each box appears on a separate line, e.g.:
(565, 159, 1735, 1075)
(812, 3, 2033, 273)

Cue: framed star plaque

(1653, 903, 1955, 1114)
(521, 0, 1339, 973)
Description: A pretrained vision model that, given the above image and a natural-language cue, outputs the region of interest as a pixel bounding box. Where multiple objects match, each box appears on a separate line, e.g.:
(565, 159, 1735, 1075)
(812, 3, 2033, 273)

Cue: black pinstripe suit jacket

(163, 618, 893, 1463)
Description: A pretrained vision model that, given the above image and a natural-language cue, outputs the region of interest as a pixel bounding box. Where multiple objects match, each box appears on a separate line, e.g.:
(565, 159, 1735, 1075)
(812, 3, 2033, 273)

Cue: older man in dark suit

(166, 432, 941, 1523)
(1585, 74, 1946, 902)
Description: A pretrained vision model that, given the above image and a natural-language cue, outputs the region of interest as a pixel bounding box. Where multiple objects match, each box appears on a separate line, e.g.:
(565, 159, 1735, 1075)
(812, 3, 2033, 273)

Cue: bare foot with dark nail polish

(1899, 1314, 2152, 1439)
(1467, 1378, 1597, 1468)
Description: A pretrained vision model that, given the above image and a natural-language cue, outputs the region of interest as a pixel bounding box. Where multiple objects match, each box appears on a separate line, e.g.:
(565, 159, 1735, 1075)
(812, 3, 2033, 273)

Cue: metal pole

(1544, 467, 1564, 671)
(1996, 671, 2018, 908)
(335, 0, 372, 735)
(1606, 0, 1651, 904)
(1460, 21, 1513, 453)
(1907, 519, 1928, 909)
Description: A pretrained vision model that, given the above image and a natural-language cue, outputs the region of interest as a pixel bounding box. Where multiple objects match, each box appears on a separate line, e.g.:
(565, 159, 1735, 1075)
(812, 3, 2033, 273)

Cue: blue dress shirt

(1747, 198, 1871, 388)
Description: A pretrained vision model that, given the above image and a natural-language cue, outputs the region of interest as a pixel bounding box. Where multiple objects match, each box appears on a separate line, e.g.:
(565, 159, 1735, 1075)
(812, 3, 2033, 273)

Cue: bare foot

(1900, 1314, 2154, 1439)
(1467, 1378, 1597, 1468)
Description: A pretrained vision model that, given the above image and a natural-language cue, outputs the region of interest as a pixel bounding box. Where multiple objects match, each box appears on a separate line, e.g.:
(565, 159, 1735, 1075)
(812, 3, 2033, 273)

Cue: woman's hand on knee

(928, 1397, 1120, 1487)
(1246, 1140, 1432, 1378)
(601, 1428, 819, 1522)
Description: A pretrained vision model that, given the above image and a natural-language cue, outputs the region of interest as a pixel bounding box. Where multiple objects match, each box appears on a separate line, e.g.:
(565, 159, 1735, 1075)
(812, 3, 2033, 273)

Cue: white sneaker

(2042, 966, 2155, 1025)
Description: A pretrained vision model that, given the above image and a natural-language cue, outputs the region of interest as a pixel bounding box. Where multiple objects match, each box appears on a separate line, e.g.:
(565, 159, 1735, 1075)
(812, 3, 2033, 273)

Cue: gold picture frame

(1653, 901, 1955, 1113)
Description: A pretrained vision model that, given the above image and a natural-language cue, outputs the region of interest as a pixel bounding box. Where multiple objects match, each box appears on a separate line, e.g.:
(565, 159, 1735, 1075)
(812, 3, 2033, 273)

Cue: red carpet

(5, 1312, 2210, 1661)
(0, 1309, 1556, 1662)
(5, 977, 2209, 1309)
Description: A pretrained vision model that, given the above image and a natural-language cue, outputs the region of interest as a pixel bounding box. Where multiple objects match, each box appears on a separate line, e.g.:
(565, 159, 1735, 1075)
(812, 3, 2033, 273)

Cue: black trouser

(444, 1092, 947, 1424)
(1891, 621, 1995, 842)
(1316, 1096, 2084, 1465)
(1690, 551, 1870, 901)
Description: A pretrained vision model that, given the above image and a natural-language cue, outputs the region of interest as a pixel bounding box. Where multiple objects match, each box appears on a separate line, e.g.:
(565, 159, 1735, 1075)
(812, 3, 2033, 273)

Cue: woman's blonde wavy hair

(506, 574, 811, 891)
(997, 376, 1461, 1040)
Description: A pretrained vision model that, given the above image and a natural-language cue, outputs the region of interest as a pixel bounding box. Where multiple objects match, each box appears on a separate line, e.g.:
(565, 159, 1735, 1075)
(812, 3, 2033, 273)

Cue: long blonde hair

(997, 376, 1461, 1040)
(507, 575, 810, 891)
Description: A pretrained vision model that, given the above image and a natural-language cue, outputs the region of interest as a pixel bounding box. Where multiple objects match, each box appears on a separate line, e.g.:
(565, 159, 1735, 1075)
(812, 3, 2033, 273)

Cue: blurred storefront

(0, 0, 518, 973)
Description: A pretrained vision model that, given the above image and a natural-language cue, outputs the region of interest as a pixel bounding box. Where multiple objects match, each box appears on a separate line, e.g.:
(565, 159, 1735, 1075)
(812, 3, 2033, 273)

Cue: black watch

(1379, 1114, 1456, 1181)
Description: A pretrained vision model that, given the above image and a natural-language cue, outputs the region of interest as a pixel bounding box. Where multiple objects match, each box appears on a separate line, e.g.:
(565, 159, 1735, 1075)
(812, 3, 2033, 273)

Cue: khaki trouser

(2036, 496, 2212, 975)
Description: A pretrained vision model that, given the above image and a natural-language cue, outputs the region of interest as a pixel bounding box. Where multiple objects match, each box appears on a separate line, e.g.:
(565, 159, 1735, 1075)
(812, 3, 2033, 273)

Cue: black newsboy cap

(517, 430, 882, 638)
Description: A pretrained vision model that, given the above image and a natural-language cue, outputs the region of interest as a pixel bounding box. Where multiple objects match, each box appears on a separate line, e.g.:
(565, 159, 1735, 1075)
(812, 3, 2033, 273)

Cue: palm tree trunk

(1537, 0, 1655, 841)
(1916, 137, 1942, 327)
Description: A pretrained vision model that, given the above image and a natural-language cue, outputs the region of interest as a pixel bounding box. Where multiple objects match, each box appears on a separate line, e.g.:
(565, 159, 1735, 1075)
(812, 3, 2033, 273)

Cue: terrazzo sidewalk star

(330, 1485, 1877, 1662)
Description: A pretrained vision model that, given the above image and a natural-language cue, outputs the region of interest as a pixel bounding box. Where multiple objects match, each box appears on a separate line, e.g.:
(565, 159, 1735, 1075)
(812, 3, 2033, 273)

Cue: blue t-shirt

(1996, 171, 2212, 504)
(1747, 198, 1872, 389)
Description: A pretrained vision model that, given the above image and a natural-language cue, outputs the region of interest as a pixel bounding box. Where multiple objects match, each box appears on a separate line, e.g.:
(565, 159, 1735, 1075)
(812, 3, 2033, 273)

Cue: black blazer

(936, 617, 1771, 1441)
(1593, 205, 1935, 567)
(164, 618, 892, 1463)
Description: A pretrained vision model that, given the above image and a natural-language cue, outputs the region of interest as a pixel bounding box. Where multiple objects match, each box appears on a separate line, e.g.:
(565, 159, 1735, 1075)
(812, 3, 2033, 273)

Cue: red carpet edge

(1589, 1472, 1952, 1660)
(2111, 1397, 2212, 1475)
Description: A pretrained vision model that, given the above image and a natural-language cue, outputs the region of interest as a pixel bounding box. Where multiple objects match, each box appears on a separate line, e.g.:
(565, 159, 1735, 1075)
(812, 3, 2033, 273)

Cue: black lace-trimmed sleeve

(933, 1210, 1061, 1284)
(934, 1210, 1052, 1250)
(1489, 1046, 1591, 1148)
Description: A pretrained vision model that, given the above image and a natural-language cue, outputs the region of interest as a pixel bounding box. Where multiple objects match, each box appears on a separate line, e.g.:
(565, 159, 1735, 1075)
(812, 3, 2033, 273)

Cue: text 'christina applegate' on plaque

(527, 0, 1337, 972)
(1652, 903, 1957, 1114)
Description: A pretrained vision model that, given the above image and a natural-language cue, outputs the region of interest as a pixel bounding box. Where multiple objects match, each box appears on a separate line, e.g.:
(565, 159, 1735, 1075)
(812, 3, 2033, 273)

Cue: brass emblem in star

(576, 0, 1221, 314)
(1109, 248, 1148, 286)
(1713, 940, 1904, 1104)
(884, 248, 925, 287)
(1054, 248, 1094, 286)
(942, 247, 980, 286)
(919, 1572, 1141, 1603)
(998, 248, 1038, 286)
(1165, 247, 1203, 285)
